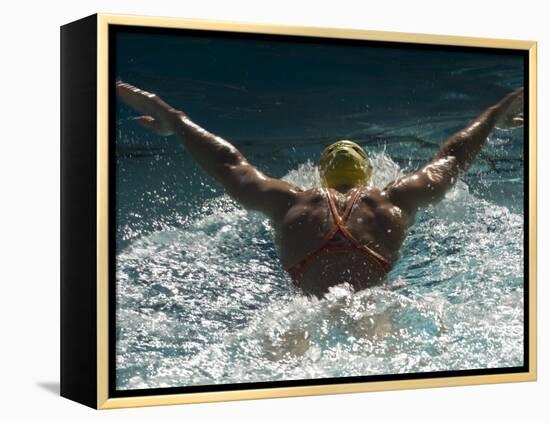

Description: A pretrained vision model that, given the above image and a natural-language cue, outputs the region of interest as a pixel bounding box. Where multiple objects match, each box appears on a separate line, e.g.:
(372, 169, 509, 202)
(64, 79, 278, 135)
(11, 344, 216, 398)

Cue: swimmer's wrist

(493, 89, 523, 117)
(169, 110, 191, 130)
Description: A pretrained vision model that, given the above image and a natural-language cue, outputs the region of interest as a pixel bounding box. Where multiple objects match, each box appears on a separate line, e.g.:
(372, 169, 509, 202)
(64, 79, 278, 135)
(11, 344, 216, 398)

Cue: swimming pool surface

(114, 30, 525, 390)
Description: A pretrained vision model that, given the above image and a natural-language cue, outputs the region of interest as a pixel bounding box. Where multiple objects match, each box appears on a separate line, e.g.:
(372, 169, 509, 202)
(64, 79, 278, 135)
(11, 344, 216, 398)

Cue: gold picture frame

(60, 13, 537, 409)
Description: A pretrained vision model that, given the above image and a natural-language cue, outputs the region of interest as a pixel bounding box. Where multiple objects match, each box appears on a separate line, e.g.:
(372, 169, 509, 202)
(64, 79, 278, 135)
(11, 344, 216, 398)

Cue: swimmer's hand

(495, 87, 524, 129)
(116, 81, 183, 136)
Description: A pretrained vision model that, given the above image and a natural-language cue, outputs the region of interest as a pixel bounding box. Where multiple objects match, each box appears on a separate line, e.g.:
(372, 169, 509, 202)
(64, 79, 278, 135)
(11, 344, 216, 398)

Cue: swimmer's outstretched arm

(116, 81, 300, 218)
(385, 87, 524, 212)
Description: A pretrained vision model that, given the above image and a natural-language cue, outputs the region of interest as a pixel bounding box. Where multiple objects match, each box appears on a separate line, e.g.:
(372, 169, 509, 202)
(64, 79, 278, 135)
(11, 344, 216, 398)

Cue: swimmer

(116, 82, 524, 297)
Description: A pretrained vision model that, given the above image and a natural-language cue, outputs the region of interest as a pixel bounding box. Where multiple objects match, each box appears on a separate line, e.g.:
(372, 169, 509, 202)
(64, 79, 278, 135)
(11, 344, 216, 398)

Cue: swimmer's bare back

(116, 82, 524, 297)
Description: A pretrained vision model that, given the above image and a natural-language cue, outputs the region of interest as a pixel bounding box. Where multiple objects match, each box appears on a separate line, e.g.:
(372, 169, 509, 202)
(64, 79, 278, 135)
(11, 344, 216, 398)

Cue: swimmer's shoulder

(295, 187, 326, 203)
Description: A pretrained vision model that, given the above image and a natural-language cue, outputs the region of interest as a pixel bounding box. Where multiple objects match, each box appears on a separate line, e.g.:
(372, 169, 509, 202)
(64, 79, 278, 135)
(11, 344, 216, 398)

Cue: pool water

(114, 30, 525, 390)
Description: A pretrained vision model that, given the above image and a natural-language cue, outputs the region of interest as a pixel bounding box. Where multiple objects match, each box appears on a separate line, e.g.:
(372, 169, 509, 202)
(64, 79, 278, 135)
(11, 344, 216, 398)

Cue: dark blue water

(114, 30, 524, 390)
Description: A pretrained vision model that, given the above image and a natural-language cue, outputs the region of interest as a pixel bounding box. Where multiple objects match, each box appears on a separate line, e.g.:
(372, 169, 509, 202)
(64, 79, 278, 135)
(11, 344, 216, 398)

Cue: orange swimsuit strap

(285, 188, 393, 285)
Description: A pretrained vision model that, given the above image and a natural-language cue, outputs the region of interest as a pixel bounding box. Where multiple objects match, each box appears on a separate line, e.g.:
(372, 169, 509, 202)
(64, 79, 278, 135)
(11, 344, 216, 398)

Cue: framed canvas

(60, 13, 537, 409)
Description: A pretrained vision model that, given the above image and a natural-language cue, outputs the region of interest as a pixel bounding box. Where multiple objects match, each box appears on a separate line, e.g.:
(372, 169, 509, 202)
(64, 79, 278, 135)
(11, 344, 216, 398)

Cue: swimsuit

(284, 187, 393, 286)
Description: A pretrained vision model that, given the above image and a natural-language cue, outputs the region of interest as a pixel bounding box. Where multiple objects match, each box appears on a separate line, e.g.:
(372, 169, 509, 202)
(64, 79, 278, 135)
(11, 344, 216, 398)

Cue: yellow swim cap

(319, 140, 372, 188)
